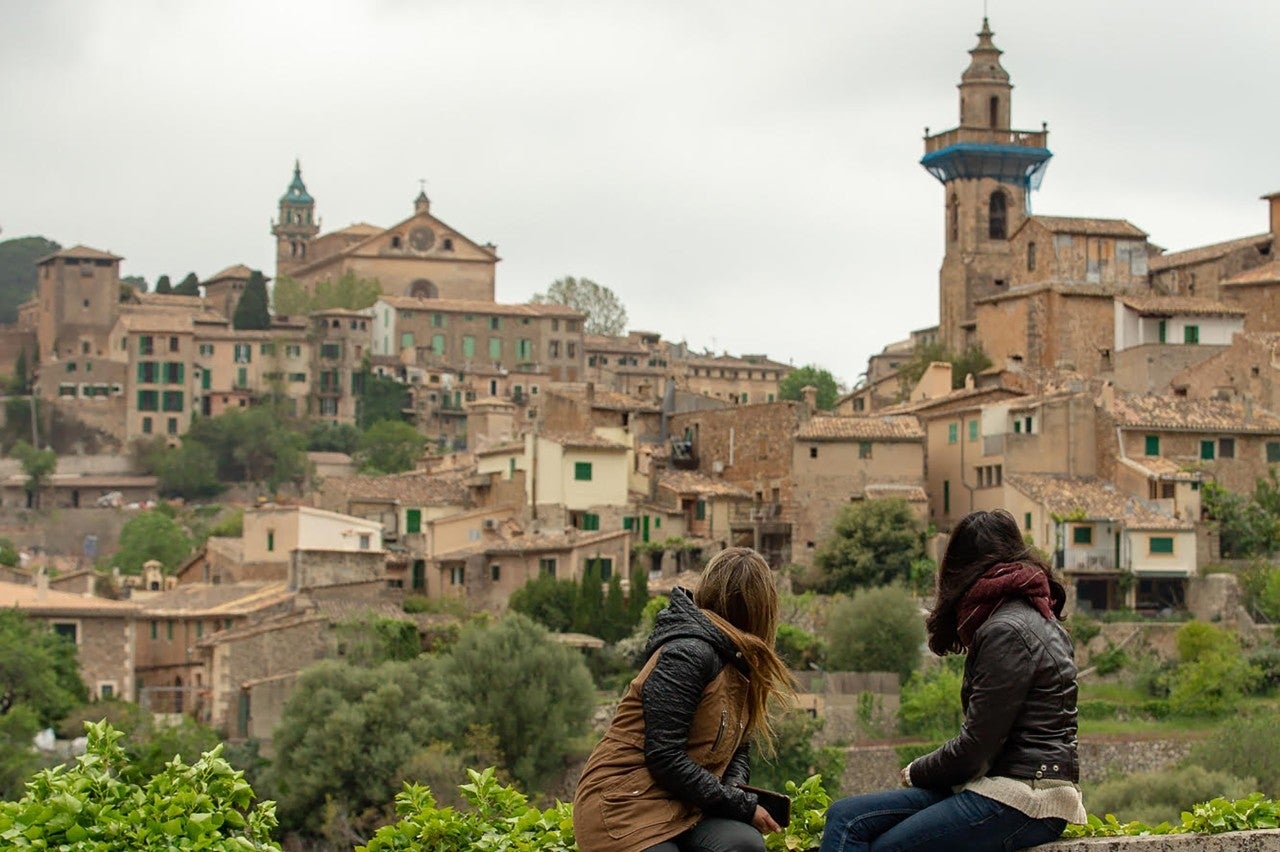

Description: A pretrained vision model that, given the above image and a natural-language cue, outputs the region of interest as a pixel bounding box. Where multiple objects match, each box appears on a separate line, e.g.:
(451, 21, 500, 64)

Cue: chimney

(800, 385, 818, 414)
(1098, 380, 1116, 413)
(585, 382, 596, 405)
(1264, 192, 1280, 243)
(35, 568, 48, 602)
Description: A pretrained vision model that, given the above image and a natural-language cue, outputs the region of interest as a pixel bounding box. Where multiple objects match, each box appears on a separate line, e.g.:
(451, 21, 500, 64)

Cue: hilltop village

(4, 18, 1280, 751)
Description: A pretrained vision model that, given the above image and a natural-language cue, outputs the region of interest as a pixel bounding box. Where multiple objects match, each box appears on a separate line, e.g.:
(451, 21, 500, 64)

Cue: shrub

(1192, 713, 1280, 797)
(1167, 652, 1259, 717)
(1176, 620, 1239, 663)
(1066, 614, 1101, 646)
(0, 720, 279, 850)
(824, 586, 923, 682)
(775, 622, 825, 670)
(898, 658, 964, 739)
(1247, 645, 1280, 695)
(1090, 641, 1127, 676)
(1084, 765, 1258, 827)
(750, 707, 845, 797)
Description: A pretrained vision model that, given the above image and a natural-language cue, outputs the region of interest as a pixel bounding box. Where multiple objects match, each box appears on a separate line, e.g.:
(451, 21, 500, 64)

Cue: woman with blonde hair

(573, 546, 794, 852)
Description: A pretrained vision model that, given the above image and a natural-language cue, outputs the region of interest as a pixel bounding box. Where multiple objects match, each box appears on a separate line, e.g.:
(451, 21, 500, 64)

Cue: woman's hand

(752, 804, 781, 835)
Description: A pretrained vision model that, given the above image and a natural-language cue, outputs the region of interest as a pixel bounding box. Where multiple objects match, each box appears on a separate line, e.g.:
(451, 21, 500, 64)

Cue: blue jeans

(818, 788, 1066, 852)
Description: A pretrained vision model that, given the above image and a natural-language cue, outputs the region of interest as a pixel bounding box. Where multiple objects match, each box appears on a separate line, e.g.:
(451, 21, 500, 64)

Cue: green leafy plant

(1064, 793, 1280, 838)
(0, 720, 279, 850)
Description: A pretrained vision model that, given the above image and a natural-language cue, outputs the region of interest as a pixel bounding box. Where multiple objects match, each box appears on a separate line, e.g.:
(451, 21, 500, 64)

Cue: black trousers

(644, 817, 766, 852)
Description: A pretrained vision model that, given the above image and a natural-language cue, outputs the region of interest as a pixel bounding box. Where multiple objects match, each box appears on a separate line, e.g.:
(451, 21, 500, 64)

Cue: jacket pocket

(710, 709, 728, 753)
(600, 768, 683, 840)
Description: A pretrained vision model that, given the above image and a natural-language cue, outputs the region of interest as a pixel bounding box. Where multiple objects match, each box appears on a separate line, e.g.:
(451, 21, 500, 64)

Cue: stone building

(1111, 296, 1245, 393)
(271, 164, 500, 302)
(1171, 331, 1280, 412)
(791, 415, 927, 565)
(0, 577, 139, 702)
(921, 19, 1052, 350)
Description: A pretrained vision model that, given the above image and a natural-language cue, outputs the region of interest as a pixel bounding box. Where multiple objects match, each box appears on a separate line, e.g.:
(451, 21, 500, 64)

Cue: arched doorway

(409, 279, 438, 299)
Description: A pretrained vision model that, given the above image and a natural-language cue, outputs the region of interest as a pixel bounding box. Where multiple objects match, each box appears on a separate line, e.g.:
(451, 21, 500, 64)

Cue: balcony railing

(923, 126, 1049, 154)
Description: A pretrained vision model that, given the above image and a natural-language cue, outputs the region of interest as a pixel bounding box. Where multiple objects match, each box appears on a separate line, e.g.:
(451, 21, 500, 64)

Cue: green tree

(357, 419, 426, 474)
(273, 272, 381, 315)
(357, 368, 410, 429)
(307, 420, 360, 454)
(531, 276, 627, 336)
(0, 237, 59, 324)
(824, 585, 924, 682)
(111, 509, 193, 574)
(154, 274, 172, 295)
(778, 365, 840, 410)
(601, 572, 629, 643)
(121, 274, 148, 293)
(173, 272, 201, 296)
(898, 341, 993, 394)
(266, 656, 449, 834)
(232, 269, 271, 330)
(775, 622, 826, 670)
(155, 440, 222, 499)
(0, 609, 88, 797)
(573, 562, 605, 635)
(508, 574, 578, 633)
(0, 720, 280, 850)
(1192, 714, 1280, 797)
(898, 657, 965, 738)
(332, 614, 422, 667)
(750, 706, 845, 797)
(1086, 765, 1259, 827)
(814, 498, 925, 593)
(9, 439, 56, 509)
(628, 565, 650, 625)
(436, 614, 594, 791)
(186, 406, 310, 492)
(8, 348, 29, 395)
(1203, 481, 1275, 558)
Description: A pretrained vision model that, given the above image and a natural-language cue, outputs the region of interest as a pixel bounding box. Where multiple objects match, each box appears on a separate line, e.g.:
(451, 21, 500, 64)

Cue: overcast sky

(4, 1, 1280, 387)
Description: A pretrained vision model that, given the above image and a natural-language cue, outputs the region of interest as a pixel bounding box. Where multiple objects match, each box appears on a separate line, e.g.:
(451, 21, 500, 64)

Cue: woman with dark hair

(818, 509, 1085, 852)
(574, 546, 795, 852)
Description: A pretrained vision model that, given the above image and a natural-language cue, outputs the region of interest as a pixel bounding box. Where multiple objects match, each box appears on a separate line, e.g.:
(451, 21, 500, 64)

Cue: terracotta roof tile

(1026, 216, 1148, 238)
(1119, 456, 1202, 483)
(1222, 259, 1280, 287)
(0, 581, 140, 615)
(36, 245, 122, 264)
(203, 264, 254, 283)
(541, 432, 630, 451)
(137, 582, 292, 616)
(549, 387, 660, 412)
(1148, 233, 1272, 272)
(658, 470, 752, 499)
(1005, 474, 1192, 530)
(1110, 393, 1280, 433)
(329, 469, 474, 506)
(584, 335, 649, 354)
(1118, 295, 1246, 317)
(797, 415, 923, 441)
(435, 528, 630, 559)
(474, 440, 524, 457)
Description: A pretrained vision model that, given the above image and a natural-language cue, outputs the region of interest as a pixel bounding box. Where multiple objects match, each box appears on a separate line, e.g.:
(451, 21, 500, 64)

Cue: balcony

(730, 502, 788, 534)
(923, 126, 1049, 154)
(1066, 552, 1117, 574)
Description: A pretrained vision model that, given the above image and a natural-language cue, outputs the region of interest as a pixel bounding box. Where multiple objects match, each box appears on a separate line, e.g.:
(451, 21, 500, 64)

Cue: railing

(730, 503, 784, 525)
(1067, 553, 1115, 573)
(923, 126, 1049, 154)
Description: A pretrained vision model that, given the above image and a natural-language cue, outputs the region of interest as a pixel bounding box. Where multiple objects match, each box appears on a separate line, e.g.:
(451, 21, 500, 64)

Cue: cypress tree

(573, 563, 604, 636)
(628, 565, 650, 625)
(174, 272, 201, 296)
(232, 270, 271, 330)
(154, 275, 172, 295)
(602, 572, 628, 642)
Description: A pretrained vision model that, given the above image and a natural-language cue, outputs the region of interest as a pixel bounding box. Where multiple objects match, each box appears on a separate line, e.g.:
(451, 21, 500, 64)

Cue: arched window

(1027, 241, 1037, 271)
(988, 191, 1007, 240)
(948, 193, 959, 243)
(989, 96, 1000, 128)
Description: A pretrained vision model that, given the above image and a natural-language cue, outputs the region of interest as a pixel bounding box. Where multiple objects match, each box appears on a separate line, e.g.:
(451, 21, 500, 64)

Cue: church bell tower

(271, 160, 321, 279)
(922, 19, 1052, 350)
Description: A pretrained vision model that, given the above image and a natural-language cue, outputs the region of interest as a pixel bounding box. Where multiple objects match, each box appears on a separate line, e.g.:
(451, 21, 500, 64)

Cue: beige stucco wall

(242, 506, 383, 563)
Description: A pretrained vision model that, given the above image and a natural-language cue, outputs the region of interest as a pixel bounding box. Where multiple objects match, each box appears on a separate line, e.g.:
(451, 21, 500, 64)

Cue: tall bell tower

(922, 19, 1052, 351)
(271, 160, 320, 279)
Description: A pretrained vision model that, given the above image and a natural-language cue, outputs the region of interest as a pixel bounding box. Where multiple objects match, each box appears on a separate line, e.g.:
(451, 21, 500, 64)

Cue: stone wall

(1043, 831, 1280, 851)
(0, 506, 133, 560)
(840, 736, 1193, 797)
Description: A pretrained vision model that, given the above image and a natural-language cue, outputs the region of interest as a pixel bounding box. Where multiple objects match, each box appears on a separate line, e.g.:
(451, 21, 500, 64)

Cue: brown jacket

(574, 645, 751, 852)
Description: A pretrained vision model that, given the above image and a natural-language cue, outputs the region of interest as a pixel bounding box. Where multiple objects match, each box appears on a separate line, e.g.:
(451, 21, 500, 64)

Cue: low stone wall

(1042, 831, 1280, 851)
(840, 736, 1195, 796)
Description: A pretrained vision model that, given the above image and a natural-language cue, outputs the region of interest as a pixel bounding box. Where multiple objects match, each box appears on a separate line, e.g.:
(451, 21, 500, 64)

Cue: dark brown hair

(925, 509, 1066, 655)
(695, 547, 795, 753)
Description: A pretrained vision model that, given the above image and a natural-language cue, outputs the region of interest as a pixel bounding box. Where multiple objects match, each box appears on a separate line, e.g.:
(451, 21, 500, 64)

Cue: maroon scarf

(956, 562, 1055, 649)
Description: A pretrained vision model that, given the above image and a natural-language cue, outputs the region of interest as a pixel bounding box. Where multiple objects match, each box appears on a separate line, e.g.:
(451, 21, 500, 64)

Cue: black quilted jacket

(640, 588, 758, 822)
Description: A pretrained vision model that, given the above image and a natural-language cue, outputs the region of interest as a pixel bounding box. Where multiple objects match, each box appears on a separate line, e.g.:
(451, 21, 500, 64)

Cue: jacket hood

(644, 586, 743, 667)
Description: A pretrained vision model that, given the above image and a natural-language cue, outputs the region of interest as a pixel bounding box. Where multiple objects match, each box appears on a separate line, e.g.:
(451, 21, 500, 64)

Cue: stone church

(270, 162, 500, 302)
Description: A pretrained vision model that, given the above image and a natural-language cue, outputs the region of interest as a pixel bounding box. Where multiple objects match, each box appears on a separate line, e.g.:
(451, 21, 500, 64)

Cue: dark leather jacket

(909, 598, 1080, 789)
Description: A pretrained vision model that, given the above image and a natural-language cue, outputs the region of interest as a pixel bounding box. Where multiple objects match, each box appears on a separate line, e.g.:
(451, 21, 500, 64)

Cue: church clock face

(408, 226, 435, 252)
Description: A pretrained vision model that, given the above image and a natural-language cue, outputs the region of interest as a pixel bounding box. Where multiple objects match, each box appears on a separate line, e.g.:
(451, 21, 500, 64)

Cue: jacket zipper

(711, 710, 727, 752)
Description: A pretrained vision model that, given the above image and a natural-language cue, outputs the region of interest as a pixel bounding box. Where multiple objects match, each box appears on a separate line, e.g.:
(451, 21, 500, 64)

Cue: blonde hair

(694, 547, 795, 754)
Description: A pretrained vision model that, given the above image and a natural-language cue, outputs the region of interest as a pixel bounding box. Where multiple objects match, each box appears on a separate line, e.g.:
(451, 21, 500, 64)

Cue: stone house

(1007, 216, 1153, 291)
(1220, 260, 1280, 334)
(1097, 387, 1280, 497)
(0, 577, 140, 701)
(791, 415, 926, 565)
(1003, 473, 1196, 614)
(1111, 296, 1245, 393)
(1171, 331, 1280, 412)
(678, 353, 790, 406)
(583, 332, 672, 396)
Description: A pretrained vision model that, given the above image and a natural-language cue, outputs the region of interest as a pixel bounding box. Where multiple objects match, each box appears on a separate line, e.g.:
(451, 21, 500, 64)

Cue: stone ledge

(1042, 829, 1280, 851)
